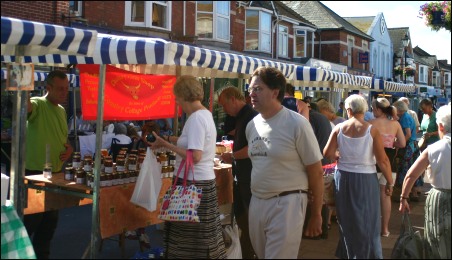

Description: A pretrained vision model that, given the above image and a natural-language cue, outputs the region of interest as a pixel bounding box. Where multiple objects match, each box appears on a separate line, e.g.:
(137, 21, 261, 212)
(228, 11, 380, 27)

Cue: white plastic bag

(224, 224, 242, 259)
(130, 147, 162, 211)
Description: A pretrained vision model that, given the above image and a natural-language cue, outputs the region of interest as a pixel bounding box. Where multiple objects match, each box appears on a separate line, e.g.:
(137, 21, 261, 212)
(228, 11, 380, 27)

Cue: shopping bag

(322, 162, 336, 207)
(158, 150, 202, 222)
(130, 147, 162, 212)
(224, 224, 242, 259)
(418, 135, 428, 151)
(391, 212, 424, 259)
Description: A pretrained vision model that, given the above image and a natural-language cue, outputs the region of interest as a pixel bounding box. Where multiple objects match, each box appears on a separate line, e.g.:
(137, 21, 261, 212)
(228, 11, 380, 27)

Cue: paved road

(46, 180, 430, 259)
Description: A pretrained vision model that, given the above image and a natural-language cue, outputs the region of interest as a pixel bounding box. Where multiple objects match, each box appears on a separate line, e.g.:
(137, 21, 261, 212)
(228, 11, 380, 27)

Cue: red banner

(78, 65, 176, 121)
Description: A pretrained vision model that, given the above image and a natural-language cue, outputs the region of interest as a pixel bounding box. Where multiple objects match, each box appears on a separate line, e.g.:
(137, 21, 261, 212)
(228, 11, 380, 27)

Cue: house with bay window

(413, 46, 445, 101)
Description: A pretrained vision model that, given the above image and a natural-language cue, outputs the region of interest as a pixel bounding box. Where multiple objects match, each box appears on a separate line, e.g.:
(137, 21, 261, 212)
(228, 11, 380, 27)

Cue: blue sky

(321, 1, 451, 63)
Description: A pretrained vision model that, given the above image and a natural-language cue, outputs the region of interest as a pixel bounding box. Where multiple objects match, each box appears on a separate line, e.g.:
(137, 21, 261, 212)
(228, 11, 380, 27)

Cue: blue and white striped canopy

(1, 16, 97, 57)
(1, 69, 79, 88)
(370, 77, 416, 93)
(2, 33, 298, 80)
(291, 65, 373, 90)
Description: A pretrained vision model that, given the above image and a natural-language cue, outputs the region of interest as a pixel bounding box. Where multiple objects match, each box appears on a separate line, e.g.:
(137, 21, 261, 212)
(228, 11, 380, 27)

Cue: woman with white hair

(324, 94, 393, 258)
(393, 100, 422, 201)
(399, 103, 451, 259)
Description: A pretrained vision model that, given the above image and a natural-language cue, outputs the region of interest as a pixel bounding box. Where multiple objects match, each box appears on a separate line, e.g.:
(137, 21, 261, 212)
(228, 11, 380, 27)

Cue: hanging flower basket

(419, 1, 451, 32)
(394, 65, 403, 76)
(404, 67, 416, 77)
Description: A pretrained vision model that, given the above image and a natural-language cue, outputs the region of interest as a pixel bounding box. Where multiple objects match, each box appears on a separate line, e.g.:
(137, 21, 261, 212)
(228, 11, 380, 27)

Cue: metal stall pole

(209, 78, 215, 112)
(10, 47, 28, 219)
(73, 87, 79, 152)
(89, 64, 107, 259)
(173, 66, 181, 136)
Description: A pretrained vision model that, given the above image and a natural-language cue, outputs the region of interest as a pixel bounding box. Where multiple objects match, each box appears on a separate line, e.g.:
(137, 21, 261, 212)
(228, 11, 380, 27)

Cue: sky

(321, 1, 451, 63)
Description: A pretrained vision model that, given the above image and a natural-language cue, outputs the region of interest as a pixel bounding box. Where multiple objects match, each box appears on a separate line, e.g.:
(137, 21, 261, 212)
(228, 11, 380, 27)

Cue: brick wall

(84, 1, 124, 29)
(1, 1, 69, 25)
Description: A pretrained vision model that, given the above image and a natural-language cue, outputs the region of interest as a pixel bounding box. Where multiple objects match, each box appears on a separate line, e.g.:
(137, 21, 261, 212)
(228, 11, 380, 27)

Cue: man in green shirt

(24, 70, 73, 259)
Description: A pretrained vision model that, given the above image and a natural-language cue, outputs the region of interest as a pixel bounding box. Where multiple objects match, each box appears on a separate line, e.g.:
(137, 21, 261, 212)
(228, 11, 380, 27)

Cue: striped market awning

(291, 66, 372, 90)
(1, 16, 97, 57)
(1, 69, 79, 88)
(370, 77, 416, 93)
(384, 81, 416, 93)
(2, 30, 297, 80)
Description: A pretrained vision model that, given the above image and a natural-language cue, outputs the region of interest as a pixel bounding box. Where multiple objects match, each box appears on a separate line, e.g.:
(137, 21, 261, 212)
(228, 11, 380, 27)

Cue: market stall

(2, 15, 385, 258)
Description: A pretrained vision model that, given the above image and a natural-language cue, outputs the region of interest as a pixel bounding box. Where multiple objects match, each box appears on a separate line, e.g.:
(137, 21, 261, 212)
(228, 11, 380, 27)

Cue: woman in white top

(369, 98, 406, 237)
(399, 103, 451, 259)
(149, 75, 226, 259)
(324, 94, 393, 259)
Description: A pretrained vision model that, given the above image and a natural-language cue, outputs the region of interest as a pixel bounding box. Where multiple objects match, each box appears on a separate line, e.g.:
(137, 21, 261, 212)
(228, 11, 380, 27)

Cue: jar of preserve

(83, 157, 93, 172)
(138, 147, 146, 154)
(104, 157, 113, 174)
(123, 171, 130, 184)
(128, 156, 137, 171)
(161, 166, 168, 178)
(169, 152, 176, 166)
(130, 149, 138, 156)
(85, 170, 93, 187)
(159, 153, 168, 167)
(72, 153, 81, 168)
(168, 165, 175, 178)
(116, 158, 126, 172)
(65, 164, 74, 181)
(100, 173, 106, 187)
(87, 172, 94, 189)
(75, 169, 86, 185)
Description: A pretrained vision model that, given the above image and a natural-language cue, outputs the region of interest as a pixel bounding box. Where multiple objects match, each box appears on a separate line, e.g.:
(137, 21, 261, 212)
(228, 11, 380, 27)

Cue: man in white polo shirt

(246, 67, 324, 259)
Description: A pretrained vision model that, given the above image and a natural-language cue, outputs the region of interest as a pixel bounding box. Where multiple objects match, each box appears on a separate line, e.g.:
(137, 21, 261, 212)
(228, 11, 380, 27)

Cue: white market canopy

(1, 69, 80, 88)
(372, 78, 416, 93)
(1, 16, 415, 93)
(1, 16, 97, 57)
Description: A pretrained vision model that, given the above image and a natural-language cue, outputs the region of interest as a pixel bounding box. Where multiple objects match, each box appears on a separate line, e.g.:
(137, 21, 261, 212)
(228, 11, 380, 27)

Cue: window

(294, 30, 305, 57)
(347, 38, 354, 67)
(445, 73, 451, 86)
(69, 1, 82, 15)
(125, 1, 171, 29)
(432, 71, 441, 87)
(196, 1, 230, 41)
(278, 25, 288, 57)
(245, 10, 271, 52)
(293, 28, 314, 58)
(362, 42, 368, 71)
(418, 65, 428, 83)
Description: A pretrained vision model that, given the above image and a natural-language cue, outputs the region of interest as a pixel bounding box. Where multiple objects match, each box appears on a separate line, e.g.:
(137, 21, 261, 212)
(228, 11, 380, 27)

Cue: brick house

(282, 1, 374, 76)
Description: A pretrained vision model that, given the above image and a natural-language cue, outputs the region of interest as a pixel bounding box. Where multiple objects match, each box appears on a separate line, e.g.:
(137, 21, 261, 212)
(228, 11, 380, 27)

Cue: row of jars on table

(66, 147, 177, 188)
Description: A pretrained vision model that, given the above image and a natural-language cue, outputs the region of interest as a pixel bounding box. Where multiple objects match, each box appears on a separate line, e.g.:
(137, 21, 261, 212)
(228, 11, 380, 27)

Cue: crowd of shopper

(23, 66, 450, 259)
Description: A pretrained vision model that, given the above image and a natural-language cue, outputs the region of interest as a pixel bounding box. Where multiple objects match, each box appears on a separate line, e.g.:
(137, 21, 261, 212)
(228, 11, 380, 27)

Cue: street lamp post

(402, 33, 410, 84)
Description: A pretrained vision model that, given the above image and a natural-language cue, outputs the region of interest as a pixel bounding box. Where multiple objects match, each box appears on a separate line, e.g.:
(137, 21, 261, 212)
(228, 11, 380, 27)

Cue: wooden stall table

(24, 164, 233, 239)
(214, 163, 234, 206)
(24, 173, 93, 215)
